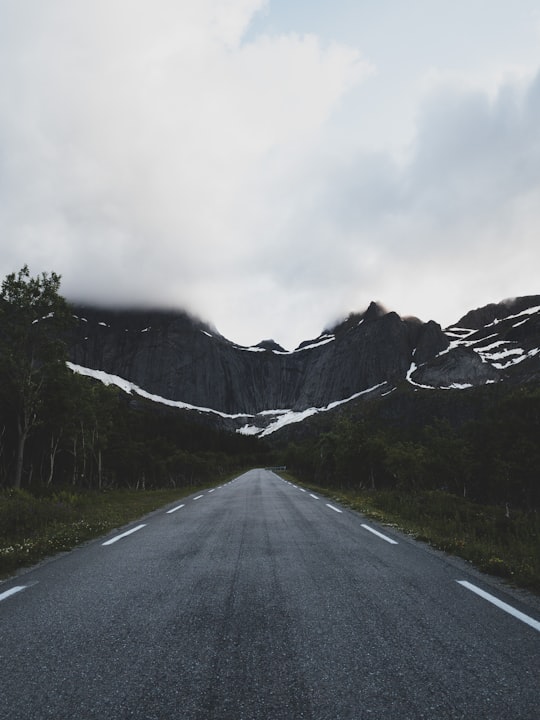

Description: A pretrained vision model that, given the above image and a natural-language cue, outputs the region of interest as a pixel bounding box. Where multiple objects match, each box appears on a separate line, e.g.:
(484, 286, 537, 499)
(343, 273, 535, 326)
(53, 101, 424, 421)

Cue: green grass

(279, 473, 540, 594)
(0, 484, 213, 579)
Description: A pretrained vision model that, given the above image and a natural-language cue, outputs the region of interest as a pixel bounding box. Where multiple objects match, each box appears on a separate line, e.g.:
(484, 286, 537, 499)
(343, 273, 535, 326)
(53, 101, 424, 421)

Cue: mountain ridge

(67, 295, 540, 436)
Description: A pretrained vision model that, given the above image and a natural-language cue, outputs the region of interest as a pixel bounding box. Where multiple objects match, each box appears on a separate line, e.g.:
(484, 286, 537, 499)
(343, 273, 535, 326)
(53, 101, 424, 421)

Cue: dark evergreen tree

(0, 266, 72, 488)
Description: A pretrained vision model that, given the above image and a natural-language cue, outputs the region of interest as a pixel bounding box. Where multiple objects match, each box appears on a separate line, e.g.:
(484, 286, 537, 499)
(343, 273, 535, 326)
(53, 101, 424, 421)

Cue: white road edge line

(0, 586, 27, 603)
(193, 495, 204, 501)
(361, 524, 398, 545)
(309, 493, 319, 500)
(102, 524, 146, 546)
(456, 581, 540, 632)
(326, 503, 343, 514)
(207, 489, 216, 493)
(166, 504, 185, 514)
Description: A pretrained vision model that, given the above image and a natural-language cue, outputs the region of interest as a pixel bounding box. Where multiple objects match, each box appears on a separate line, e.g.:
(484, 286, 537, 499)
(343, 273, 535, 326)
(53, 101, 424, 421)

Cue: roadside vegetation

(280, 473, 540, 594)
(280, 390, 540, 511)
(0, 483, 233, 579)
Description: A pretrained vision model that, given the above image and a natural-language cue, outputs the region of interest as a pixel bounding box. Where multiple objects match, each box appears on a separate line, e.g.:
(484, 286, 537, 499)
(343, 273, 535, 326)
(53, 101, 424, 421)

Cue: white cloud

(0, 1, 539, 348)
(0, 0, 371, 344)
(250, 65, 540, 337)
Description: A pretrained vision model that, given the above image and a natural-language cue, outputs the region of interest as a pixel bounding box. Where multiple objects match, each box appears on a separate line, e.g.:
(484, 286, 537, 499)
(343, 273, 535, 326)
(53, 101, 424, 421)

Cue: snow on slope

(67, 362, 386, 437)
(446, 305, 540, 369)
(406, 304, 540, 388)
(233, 333, 336, 355)
(66, 362, 254, 421)
(237, 383, 387, 437)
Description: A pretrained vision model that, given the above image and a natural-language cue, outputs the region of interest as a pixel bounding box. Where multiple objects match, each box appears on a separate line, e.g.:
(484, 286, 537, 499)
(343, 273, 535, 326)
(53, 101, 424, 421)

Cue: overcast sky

(1, 1, 539, 349)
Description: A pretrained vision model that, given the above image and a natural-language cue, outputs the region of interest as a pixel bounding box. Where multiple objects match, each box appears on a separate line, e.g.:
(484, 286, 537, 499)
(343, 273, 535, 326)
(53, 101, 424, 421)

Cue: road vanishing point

(1, 469, 539, 719)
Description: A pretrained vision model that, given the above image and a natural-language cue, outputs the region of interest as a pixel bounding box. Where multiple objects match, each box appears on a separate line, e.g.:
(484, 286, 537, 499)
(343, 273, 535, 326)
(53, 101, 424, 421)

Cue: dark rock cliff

(67, 296, 540, 419)
(68, 303, 448, 414)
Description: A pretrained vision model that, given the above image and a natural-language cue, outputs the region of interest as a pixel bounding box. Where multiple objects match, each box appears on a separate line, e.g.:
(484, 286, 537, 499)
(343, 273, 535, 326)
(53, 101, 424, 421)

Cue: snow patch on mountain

(67, 362, 389, 438)
(233, 334, 336, 355)
(66, 362, 254, 420)
(238, 383, 387, 437)
(407, 302, 540, 389)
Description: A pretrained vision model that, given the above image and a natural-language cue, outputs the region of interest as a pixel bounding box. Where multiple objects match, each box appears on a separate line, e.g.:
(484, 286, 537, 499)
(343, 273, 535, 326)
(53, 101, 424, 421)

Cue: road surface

(1, 469, 539, 719)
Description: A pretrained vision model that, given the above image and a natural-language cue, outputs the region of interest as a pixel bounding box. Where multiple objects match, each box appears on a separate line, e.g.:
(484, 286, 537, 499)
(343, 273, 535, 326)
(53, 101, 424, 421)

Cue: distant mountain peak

(453, 295, 540, 330)
(325, 301, 388, 336)
(363, 300, 387, 321)
(64, 295, 540, 437)
(254, 339, 286, 352)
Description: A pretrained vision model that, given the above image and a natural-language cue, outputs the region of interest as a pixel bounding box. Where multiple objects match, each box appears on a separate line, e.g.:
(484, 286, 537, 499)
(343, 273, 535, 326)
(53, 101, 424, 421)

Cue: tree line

(0, 266, 267, 491)
(280, 385, 540, 511)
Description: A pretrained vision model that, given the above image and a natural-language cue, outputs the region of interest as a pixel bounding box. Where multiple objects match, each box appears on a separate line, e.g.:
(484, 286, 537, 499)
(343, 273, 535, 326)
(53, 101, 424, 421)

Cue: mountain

(67, 296, 540, 437)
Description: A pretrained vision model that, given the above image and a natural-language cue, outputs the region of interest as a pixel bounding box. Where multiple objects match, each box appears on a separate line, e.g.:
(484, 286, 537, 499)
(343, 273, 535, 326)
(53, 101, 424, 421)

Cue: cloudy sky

(1, 1, 539, 349)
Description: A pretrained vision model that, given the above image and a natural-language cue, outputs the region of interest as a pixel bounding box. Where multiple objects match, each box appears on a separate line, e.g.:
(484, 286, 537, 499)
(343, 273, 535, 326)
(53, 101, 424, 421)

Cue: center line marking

(361, 524, 398, 544)
(0, 586, 27, 603)
(326, 503, 343, 513)
(193, 495, 204, 501)
(102, 524, 146, 546)
(166, 504, 185, 514)
(456, 581, 540, 632)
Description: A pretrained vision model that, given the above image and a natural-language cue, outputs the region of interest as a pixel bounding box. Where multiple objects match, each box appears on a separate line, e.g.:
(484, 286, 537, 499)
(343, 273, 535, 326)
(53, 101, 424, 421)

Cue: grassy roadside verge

(279, 473, 540, 595)
(0, 484, 215, 580)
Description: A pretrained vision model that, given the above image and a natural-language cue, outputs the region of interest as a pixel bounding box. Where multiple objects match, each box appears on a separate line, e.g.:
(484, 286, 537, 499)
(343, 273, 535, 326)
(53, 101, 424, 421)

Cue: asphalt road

(1, 469, 539, 719)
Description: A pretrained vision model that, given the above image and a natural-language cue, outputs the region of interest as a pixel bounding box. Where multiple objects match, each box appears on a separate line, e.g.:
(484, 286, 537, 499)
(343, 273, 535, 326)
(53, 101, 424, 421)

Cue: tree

(0, 266, 72, 488)
(384, 440, 428, 491)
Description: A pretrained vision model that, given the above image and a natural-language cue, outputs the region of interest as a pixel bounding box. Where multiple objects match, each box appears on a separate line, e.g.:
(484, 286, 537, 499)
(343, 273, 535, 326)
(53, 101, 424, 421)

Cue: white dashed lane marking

(361, 524, 398, 545)
(102, 524, 146, 546)
(325, 503, 343, 514)
(0, 586, 27, 603)
(457, 581, 540, 632)
(166, 504, 185, 514)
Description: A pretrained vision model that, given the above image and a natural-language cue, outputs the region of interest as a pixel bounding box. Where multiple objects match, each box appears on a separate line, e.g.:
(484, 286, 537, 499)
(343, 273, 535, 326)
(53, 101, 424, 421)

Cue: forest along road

(1, 470, 539, 720)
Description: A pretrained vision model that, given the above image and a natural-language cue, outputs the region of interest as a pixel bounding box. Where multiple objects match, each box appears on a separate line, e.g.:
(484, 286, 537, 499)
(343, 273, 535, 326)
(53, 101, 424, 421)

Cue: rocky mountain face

(413, 295, 540, 389)
(67, 296, 540, 436)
